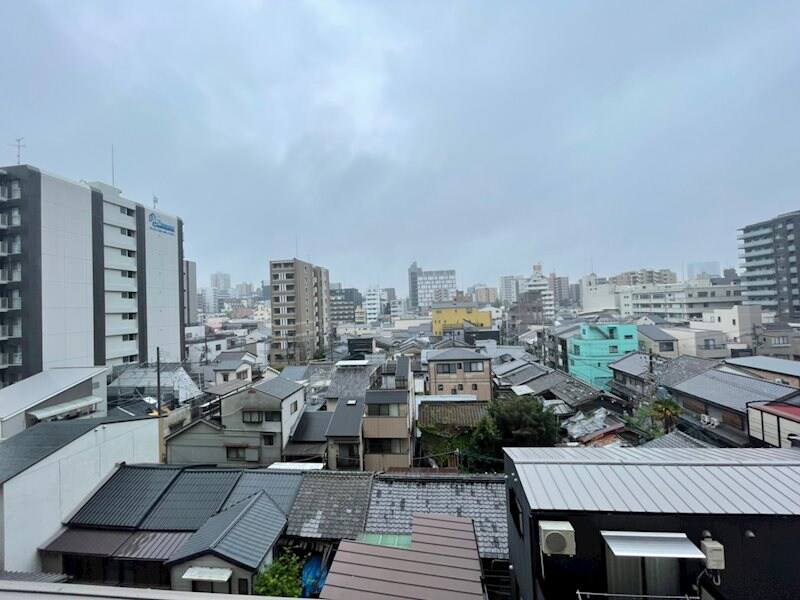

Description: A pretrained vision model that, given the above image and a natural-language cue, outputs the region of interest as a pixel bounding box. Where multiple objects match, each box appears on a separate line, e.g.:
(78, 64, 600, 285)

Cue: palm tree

(650, 398, 683, 432)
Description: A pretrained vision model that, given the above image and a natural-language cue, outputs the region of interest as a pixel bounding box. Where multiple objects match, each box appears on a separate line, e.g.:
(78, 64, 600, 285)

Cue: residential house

(542, 322, 581, 371)
(659, 325, 728, 359)
(608, 352, 717, 405)
(636, 324, 678, 358)
(165, 377, 305, 467)
(666, 368, 800, 446)
(0, 416, 159, 572)
(428, 348, 492, 401)
(0, 367, 107, 440)
(362, 390, 413, 471)
(755, 322, 800, 360)
(748, 397, 800, 448)
(283, 411, 332, 463)
(321, 514, 484, 600)
(41, 466, 302, 592)
(726, 355, 800, 387)
(417, 401, 488, 467)
(506, 447, 800, 600)
(567, 323, 638, 390)
(209, 351, 257, 385)
(431, 302, 492, 336)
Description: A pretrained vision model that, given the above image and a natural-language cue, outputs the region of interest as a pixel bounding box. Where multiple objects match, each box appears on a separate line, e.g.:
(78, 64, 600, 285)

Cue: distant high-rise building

(687, 261, 721, 280)
(330, 287, 360, 324)
(568, 283, 581, 305)
(407, 262, 457, 310)
(739, 211, 800, 319)
(364, 287, 386, 323)
(474, 287, 498, 305)
(210, 272, 231, 291)
(609, 268, 677, 286)
(330, 282, 342, 291)
(235, 282, 253, 298)
(547, 273, 570, 308)
(0, 166, 186, 386)
(183, 260, 198, 326)
(268, 258, 330, 366)
(383, 287, 396, 303)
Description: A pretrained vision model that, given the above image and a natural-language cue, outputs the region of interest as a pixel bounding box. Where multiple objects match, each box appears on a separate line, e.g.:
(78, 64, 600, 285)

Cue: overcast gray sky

(2, 1, 799, 294)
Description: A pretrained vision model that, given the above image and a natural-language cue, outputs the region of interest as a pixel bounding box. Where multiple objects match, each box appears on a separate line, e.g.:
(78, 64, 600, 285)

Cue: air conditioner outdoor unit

(700, 414, 710, 424)
(539, 520, 576, 556)
(707, 417, 719, 428)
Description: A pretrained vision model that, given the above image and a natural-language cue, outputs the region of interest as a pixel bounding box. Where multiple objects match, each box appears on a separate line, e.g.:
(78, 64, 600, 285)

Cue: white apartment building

(364, 287, 386, 323)
(524, 275, 556, 321)
(579, 274, 617, 313)
(616, 277, 742, 322)
(0, 166, 185, 387)
(408, 262, 457, 310)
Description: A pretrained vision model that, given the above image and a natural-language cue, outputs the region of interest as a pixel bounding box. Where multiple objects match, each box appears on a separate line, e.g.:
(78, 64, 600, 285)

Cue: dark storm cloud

(2, 1, 799, 293)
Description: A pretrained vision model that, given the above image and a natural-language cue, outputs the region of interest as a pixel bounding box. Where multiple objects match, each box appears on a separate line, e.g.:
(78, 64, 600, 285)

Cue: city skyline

(3, 2, 799, 291)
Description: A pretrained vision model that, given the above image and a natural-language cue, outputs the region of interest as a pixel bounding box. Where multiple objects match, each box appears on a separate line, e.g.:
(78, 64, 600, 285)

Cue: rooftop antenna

(153, 194, 159, 209)
(9, 138, 25, 165)
(295, 234, 299, 259)
(111, 144, 116, 187)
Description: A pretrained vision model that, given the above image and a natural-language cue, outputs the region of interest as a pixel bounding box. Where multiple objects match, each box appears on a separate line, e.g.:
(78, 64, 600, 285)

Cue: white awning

(27, 396, 102, 420)
(601, 531, 706, 559)
(182, 566, 233, 582)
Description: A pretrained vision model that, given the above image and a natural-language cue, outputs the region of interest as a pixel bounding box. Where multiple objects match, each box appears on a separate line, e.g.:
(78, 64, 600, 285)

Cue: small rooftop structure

(0, 367, 107, 422)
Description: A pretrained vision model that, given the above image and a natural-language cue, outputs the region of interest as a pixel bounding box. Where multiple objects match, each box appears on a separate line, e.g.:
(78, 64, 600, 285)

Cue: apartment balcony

(10, 269, 21, 283)
(0, 353, 8, 368)
(742, 279, 777, 287)
(0, 326, 8, 341)
(739, 247, 775, 259)
(0, 242, 7, 257)
(738, 226, 773, 240)
(0, 270, 8, 284)
(0, 214, 7, 230)
(0, 352, 22, 368)
(0, 187, 7, 202)
(741, 267, 776, 278)
(743, 289, 777, 296)
(738, 236, 773, 249)
(743, 257, 776, 267)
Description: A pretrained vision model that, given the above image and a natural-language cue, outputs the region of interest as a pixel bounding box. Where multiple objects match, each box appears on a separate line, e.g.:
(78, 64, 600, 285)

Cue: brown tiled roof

(418, 401, 488, 429)
(321, 513, 484, 599)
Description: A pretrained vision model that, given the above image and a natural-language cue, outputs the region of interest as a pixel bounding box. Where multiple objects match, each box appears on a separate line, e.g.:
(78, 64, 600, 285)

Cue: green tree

(312, 348, 326, 360)
(467, 395, 559, 470)
(650, 398, 682, 432)
(253, 552, 303, 597)
(625, 401, 664, 439)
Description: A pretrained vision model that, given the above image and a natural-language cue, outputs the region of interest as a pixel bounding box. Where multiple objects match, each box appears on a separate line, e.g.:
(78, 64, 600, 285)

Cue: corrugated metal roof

(0, 572, 68, 583)
(325, 396, 365, 437)
(42, 528, 132, 556)
(640, 430, 715, 449)
(112, 531, 192, 560)
(671, 369, 800, 412)
(70, 465, 183, 528)
(321, 514, 484, 600)
(637, 324, 676, 342)
(508, 447, 800, 515)
(290, 411, 333, 442)
(254, 377, 304, 400)
(365, 474, 507, 559)
(418, 402, 487, 429)
(0, 367, 106, 420)
(287, 472, 373, 539)
(168, 491, 286, 570)
(222, 470, 303, 514)
(140, 470, 242, 531)
(726, 355, 800, 378)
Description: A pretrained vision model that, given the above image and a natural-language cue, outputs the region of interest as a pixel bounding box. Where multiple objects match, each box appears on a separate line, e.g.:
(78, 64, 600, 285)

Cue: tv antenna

(153, 195, 159, 209)
(9, 138, 25, 165)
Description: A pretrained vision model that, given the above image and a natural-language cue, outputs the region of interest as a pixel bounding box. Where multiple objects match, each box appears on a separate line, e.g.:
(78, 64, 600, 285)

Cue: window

(120, 249, 136, 257)
(242, 411, 262, 423)
(119, 206, 135, 217)
(122, 333, 137, 341)
(365, 439, 403, 454)
(122, 312, 136, 320)
(703, 339, 717, 349)
(437, 384, 443, 391)
(120, 227, 135, 237)
(215, 344, 222, 351)
(466, 361, 484, 372)
(122, 270, 135, 278)
(436, 363, 457, 374)
(121, 291, 137, 299)
(457, 383, 464, 390)
(659, 341, 675, 352)
(609, 345, 619, 353)
(367, 403, 400, 416)
(572, 344, 581, 355)
(471, 383, 478, 390)
(226, 446, 246, 460)
(236, 371, 248, 380)
(262, 434, 275, 446)
(265, 411, 281, 421)
(732, 319, 737, 325)
(238, 579, 249, 595)
(451, 388, 457, 395)
(192, 581, 213, 593)
(608, 327, 617, 338)
(222, 373, 229, 382)
(773, 336, 789, 345)
(624, 334, 633, 340)
(290, 400, 298, 414)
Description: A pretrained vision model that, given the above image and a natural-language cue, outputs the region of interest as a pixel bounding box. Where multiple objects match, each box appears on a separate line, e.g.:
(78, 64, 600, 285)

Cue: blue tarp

(301, 555, 328, 597)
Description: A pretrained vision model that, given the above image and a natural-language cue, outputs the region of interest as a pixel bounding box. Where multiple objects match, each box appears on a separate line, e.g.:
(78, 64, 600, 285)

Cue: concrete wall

(144, 209, 182, 363)
(1, 418, 159, 571)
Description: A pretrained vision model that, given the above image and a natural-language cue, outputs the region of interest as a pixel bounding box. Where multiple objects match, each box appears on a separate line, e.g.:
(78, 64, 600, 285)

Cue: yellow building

(431, 302, 492, 336)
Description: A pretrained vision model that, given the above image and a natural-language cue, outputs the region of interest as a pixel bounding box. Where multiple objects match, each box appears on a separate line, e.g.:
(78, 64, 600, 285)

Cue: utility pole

(9, 138, 25, 165)
(156, 347, 162, 414)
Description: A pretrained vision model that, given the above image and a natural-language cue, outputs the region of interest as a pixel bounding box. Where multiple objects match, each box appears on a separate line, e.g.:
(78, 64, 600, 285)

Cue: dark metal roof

(0, 571, 68, 584)
(366, 474, 507, 559)
(168, 491, 286, 571)
(279, 365, 309, 382)
(325, 396, 365, 437)
(418, 402, 488, 429)
(140, 470, 242, 531)
(254, 376, 304, 400)
(427, 348, 487, 362)
(42, 528, 132, 556)
(291, 411, 333, 443)
(325, 363, 379, 399)
(287, 472, 373, 540)
(70, 465, 183, 528)
(726, 355, 800, 378)
(112, 531, 192, 560)
(364, 390, 408, 405)
(671, 369, 800, 412)
(640, 430, 715, 449)
(222, 470, 303, 514)
(0, 417, 151, 485)
(503, 363, 551, 386)
(321, 514, 484, 600)
(395, 356, 411, 378)
(637, 324, 676, 342)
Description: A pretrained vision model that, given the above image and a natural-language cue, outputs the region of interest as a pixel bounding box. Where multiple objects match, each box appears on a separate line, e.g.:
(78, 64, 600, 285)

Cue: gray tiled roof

(503, 363, 549, 386)
(291, 411, 333, 443)
(70, 465, 182, 528)
(280, 365, 309, 382)
(640, 430, 715, 449)
(365, 474, 508, 559)
(325, 396, 365, 437)
(418, 401, 488, 428)
(287, 472, 373, 540)
(725, 355, 800, 378)
(0, 417, 151, 486)
(254, 376, 304, 400)
(508, 447, 800, 515)
(671, 369, 800, 413)
(658, 355, 719, 387)
(211, 359, 246, 372)
(168, 491, 286, 570)
(608, 352, 651, 377)
(325, 364, 379, 399)
(637, 324, 676, 342)
(223, 470, 303, 514)
(140, 470, 242, 531)
(427, 348, 487, 362)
